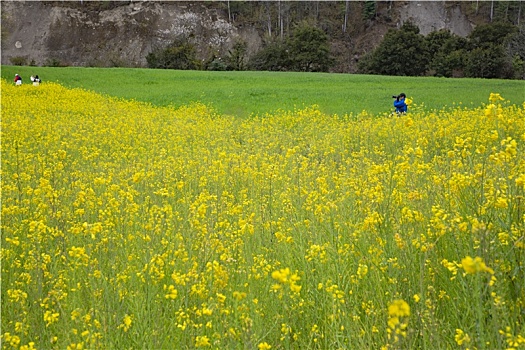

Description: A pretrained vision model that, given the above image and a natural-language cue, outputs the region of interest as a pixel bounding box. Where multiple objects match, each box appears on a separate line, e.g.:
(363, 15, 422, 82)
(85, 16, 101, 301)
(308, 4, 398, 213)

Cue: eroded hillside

(0, 1, 500, 72)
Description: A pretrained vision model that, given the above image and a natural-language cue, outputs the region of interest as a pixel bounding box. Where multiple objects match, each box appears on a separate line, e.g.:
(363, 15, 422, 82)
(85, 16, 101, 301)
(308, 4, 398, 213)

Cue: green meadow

(2, 66, 523, 117)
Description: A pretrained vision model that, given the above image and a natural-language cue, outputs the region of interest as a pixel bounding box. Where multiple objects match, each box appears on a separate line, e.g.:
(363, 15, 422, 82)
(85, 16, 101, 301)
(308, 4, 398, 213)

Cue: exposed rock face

(399, 1, 473, 36)
(1, 1, 473, 69)
(1, 1, 260, 67)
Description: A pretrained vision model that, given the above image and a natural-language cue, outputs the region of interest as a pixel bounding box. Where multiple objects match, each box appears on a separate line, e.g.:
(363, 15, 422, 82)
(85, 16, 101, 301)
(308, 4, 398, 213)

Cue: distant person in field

(31, 75, 42, 86)
(393, 93, 407, 114)
(14, 74, 22, 86)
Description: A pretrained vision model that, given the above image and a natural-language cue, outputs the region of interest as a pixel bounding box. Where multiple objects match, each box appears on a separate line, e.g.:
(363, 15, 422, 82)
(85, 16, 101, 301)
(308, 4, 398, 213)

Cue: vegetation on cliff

(6, 1, 525, 78)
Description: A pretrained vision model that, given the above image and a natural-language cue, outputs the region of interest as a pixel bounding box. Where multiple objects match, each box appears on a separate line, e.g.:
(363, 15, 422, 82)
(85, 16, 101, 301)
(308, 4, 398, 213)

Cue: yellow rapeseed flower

(455, 328, 471, 346)
(388, 299, 410, 318)
(461, 256, 494, 275)
(118, 314, 132, 332)
(216, 293, 226, 303)
(19, 342, 36, 350)
(67, 343, 84, 350)
(164, 284, 178, 299)
(195, 335, 211, 347)
(489, 93, 504, 103)
(43, 310, 60, 327)
(233, 291, 247, 301)
(2, 80, 524, 348)
(271, 268, 290, 284)
(516, 174, 525, 188)
(258, 342, 272, 350)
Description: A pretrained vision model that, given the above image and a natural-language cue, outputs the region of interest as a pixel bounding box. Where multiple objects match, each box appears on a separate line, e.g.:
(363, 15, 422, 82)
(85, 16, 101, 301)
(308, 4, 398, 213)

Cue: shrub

(362, 1, 376, 21)
(10, 56, 27, 66)
(465, 44, 512, 79)
(248, 39, 291, 71)
(425, 30, 468, 77)
(468, 22, 517, 50)
(44, 58, 64, 67)
(146, 39, 201, 70)
(288, 22, 334, 72)
(359, 22, 429, 76)
(250, 23, 334, 72)
(225, 40, 248, 71)
(206, 58, 228, 71)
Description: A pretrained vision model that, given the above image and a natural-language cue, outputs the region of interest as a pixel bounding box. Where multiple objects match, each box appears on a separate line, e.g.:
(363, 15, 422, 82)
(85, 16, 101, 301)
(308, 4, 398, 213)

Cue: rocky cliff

(1, 1, 475, 72)
(1, 1, 262, 67)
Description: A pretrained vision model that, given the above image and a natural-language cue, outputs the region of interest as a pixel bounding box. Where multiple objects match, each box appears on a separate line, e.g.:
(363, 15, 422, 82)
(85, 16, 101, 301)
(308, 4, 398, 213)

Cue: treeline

(145, 1, 524, 79)
(147, 22, 334, 73)
(148, 20, 524, 79)
(359, 21, 525, 79)
(27, 1, 525, 78)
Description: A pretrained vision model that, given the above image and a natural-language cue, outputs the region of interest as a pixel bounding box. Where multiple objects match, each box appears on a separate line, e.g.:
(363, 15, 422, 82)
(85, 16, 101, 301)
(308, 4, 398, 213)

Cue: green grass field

(2, 66, 524, 117)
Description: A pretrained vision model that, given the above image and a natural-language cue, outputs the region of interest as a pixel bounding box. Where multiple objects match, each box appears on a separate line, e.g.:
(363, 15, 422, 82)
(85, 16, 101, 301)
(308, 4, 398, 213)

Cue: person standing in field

(31, 75, 42, 86)
(14, 74, 22, 85)
(393, 93, 407, 114)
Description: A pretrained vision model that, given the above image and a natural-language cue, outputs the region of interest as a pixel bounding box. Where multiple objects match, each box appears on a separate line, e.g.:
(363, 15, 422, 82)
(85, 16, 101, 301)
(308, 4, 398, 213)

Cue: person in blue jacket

(393, 93, 407, 114)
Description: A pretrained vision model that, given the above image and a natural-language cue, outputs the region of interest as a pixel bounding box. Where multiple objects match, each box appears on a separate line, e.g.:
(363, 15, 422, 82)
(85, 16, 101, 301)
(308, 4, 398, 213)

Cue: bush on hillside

(359, 21, 429, 76)
(467, 22, 517, 50)
(359, 21, 522, 79)
(225, 40, 248, 71)
(249, 22, 333, 72)
(146, 39, 201, 70)
(10, 56, 27, 66)
(288, 22, 334, 72)
(505, 26, 525, 79)
(425, 29, 468, 77)
(248, 39, 292, 71)
(362, 1, 376, 21)
(460, 23, 517, 79)
(465, 44, 513, 79)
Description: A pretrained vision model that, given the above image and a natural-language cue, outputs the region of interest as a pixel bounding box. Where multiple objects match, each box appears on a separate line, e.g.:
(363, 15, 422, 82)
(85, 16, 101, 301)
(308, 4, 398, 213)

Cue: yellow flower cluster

(455, 328, 471, 347)
(1, 80, 524, 349)
(385, 299, 410, 347)
(461, 256, 494, 275)
(271, 267, 302, 296)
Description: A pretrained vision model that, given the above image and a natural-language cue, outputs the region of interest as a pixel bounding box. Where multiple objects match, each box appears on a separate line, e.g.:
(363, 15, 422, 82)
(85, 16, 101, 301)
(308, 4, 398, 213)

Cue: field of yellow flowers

(1, 79, 525, 350)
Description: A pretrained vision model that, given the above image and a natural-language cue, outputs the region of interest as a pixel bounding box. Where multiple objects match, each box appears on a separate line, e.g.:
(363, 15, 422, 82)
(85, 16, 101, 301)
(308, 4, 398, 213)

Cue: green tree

(506, 25, 525, 61)
(465, 44, 510, 78)
(430, 49, 468, 78)
(425, 29, 456, 58)
(10, 56, 27, 66)
(225, 40, 248, 71)
(505, 26, 525, 79)
(363, 1, 376, 21)
(248, 39, 291, 71)
(464, 22, 517, 78)
(359, 21, 429, 76)
(287, 22, 334, 72)
(146, 39, 201, 70)
(425, 29, 468, 77)
(467, 22, 517, 49)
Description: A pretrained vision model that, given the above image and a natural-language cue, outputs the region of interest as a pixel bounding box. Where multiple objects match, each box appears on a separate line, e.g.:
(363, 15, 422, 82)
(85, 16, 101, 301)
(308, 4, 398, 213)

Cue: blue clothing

(394, 98, 407, 113)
